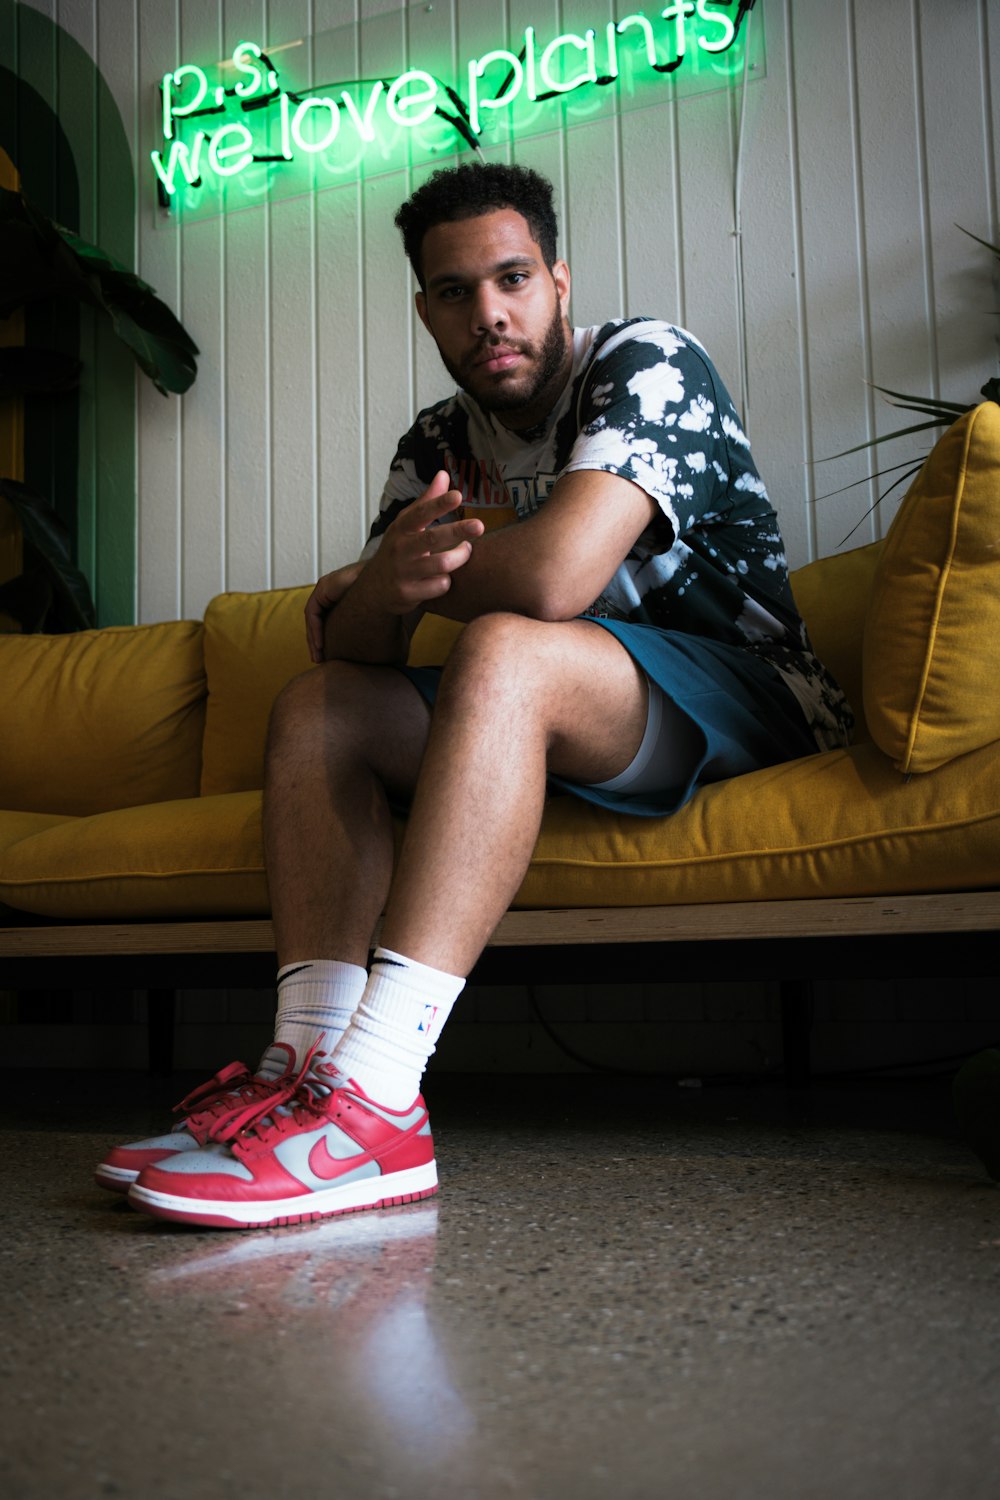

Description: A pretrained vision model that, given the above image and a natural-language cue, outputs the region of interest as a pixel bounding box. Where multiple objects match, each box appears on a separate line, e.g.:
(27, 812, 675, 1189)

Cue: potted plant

(820, 228, 1000, 538)
(0, 186, 199, 631)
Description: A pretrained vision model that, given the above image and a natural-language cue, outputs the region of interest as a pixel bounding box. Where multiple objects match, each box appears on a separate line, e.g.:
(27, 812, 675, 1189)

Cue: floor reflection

(143, 1204, 476, 1459)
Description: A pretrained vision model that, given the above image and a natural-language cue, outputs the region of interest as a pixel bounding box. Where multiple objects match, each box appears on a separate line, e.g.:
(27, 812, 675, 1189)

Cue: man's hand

(316, 472, 484, 666)
(363, 470, 484, 616)
(305, 561, 364, 663)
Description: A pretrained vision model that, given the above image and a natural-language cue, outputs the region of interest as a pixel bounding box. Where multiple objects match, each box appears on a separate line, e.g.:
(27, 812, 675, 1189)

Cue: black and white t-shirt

(364, 319, 852, 752)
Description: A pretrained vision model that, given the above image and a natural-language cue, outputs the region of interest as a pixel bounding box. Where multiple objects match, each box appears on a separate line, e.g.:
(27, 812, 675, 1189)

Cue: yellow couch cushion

(517, 741, 1000, 907)
(0, 621, 205, 815)
(0, 809, 77, 856)
(200, 589, 466, 795)
(863, 402, 1000, 772)
(408, 613, 464, 666)
(0, 792, 267, 919)
(3, 742, 998, 919)
(200, 586, 314, 795)
(789, 541, 881, 744)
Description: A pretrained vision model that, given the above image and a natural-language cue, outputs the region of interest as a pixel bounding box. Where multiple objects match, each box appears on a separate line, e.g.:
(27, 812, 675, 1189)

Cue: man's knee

(267, 660, 431, 789)
(266, 663, 337, 764)
(441, 612, 550, 697)
(439, 614, 589, 728)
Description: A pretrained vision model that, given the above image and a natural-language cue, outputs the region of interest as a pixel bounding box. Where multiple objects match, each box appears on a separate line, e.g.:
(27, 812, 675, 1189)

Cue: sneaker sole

(126, 1161, 439, 1229)
(95, 1163, 141, 1193)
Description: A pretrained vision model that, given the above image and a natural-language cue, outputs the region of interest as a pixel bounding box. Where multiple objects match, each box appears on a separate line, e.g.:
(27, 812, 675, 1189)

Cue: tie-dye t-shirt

(365, 319, 852, 753)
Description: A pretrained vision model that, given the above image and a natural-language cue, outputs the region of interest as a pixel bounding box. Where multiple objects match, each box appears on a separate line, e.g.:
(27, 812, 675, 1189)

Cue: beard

(437, 296, 571, 423)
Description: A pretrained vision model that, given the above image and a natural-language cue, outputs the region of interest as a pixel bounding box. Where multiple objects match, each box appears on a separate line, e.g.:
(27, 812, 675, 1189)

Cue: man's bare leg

(263, 661, 432, 967)
(262, 613, 684, 1107)
(111, 615, 671, 1218)
(379, 612, 652, 974)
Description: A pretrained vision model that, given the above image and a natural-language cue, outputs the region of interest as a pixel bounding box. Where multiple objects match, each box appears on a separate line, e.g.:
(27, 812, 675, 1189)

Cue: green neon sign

(151, 1, 763, 221)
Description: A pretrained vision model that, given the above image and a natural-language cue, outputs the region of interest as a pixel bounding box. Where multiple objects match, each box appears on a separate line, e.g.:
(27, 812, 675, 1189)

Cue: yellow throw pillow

(0, 621, 205, 816)
(790, 541, 882, 744)
(863, 402, 1000, 773)
(200, 586, 314, 795)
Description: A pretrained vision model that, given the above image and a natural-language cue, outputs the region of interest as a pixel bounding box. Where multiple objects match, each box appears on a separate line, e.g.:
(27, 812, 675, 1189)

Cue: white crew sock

(328, 946, 465, 1109)
(257, 959, 368, 1081)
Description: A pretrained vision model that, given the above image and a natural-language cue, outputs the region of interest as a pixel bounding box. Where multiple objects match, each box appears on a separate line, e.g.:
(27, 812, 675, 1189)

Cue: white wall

(16, 0, 1000, 624)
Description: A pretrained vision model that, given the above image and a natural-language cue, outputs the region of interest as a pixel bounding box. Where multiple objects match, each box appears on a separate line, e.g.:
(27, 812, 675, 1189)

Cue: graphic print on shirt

(444, 456, 560, 530)
(364, 319, 853, 754)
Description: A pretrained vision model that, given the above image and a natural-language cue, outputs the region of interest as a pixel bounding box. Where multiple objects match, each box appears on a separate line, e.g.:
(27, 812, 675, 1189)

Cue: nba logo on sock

(418, 1004, 438, 1034)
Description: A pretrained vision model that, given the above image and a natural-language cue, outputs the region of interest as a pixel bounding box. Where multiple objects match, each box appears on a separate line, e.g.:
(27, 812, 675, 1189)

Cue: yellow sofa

(2, 403, 1000, 926)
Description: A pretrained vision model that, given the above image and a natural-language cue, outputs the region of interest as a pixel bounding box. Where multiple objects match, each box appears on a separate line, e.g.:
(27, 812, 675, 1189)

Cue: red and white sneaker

(127, 1054, 438, 1230)
(94, 1044, 299, 1194)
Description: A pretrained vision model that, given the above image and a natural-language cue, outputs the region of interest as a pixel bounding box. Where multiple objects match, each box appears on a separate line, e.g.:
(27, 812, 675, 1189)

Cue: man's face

(415, 208, 572, 432)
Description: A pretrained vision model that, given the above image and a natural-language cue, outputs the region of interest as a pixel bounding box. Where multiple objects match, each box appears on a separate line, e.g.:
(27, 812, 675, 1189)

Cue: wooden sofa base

(3, 892, 999, 1080)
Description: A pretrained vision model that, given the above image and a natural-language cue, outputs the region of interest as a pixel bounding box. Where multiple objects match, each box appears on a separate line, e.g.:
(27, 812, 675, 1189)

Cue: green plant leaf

(836, 464, 926, 547)
(956, 225, 1000, 261)
(873, 384, 971, 418)
(0, 187, 198, 395)
(0, 478, 96, 631)
(816, 417, 950, 461)
(98, 279, 199, 395)
(818, 225, 997, 528)
(814, 454, 928, 503)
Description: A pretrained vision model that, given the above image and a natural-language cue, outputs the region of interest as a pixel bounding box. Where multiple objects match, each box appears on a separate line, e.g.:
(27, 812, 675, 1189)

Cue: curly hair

(394, 162, 559, 287)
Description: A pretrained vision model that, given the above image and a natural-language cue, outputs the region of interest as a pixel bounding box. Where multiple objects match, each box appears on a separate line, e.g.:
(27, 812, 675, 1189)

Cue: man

(99, 163, 850, 1228)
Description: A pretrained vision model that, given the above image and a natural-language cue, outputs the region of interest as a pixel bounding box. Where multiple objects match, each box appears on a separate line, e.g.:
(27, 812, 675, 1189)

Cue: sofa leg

(146, 989, 176, 1077)
(780, 979, 814, 1086)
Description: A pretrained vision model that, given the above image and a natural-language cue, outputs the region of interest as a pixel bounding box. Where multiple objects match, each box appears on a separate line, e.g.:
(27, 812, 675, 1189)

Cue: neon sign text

(151, 3, 761, 218)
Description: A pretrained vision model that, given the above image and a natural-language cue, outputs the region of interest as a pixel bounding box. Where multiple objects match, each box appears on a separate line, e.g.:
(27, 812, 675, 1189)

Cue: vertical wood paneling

(172, 1, 224, 617)
(266, 0, 318, 588)
(53, 0, 98, 595)
(983, 0, 1000, 233)
(91, 0, 139, 626)
(789, 4, 872, 562)
(135, 0, 183, 622)
(738, 1, 815, 565)
(359, 4, 414, 529)
(676, 86, 742, 406)
(12, 0, 1000, 622)
(852, 0, 930, 539)
(918, 0, 997, 402)
(561, 0, 626, 327)
(219, 0, 271, 595)
(408, 0, 459, 423)
(313, 1, 368, 560)
(620, 101, 683, 326)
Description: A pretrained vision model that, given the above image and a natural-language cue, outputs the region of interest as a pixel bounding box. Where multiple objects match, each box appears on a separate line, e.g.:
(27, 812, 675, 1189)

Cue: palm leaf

(872, 384, 971, 418)
(956, 225, 1000, 260)
(0, 478, 97, 631)
(816, 417, 950, 461)
(837, 463, 926, 547)
(814, 454, 927, 503)
(0, 187, 198, 396)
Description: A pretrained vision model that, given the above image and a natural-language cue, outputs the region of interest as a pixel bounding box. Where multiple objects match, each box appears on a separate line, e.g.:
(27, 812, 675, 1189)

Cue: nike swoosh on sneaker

(308, 1132, 375, 1181)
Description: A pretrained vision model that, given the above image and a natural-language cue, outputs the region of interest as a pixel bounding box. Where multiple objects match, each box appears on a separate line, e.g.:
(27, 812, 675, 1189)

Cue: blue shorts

(398, 617, 819, 819)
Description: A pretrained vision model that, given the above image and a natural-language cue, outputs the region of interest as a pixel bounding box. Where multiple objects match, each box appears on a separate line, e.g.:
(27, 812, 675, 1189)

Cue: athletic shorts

(397, 617, 820, 819)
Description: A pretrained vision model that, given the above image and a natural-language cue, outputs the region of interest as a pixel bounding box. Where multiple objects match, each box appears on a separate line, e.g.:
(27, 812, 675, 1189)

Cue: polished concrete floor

(2, 1068, 999, 1500)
